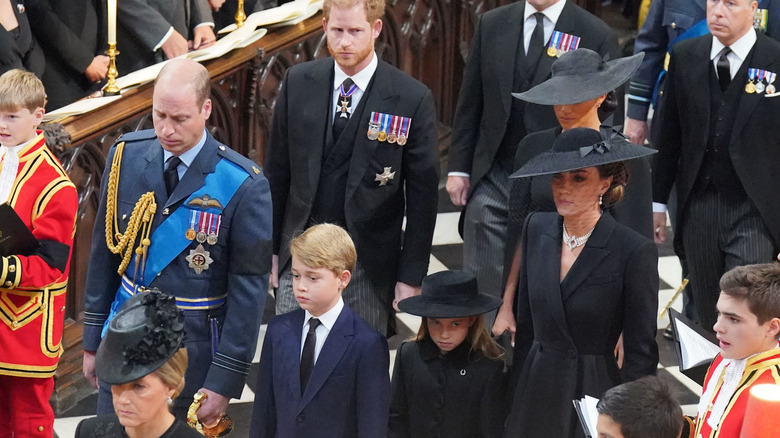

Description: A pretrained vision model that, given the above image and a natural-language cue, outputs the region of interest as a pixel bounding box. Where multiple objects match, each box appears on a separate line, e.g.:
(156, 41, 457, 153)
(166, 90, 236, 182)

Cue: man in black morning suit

(653, 0, 780, 332)
(266, 0, 439, 336)
(446, 0, 619, 326)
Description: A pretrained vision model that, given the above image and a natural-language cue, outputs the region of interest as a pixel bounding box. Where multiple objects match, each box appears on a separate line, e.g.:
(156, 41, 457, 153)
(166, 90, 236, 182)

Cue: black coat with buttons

(389, 337, 507, 438)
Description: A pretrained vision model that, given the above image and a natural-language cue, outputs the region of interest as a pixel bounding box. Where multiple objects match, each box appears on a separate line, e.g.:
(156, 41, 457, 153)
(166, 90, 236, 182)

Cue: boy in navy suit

(250, 223, 390, 438)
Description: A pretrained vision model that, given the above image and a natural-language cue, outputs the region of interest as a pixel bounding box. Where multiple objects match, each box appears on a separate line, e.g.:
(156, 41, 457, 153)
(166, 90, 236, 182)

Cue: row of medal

(745, 68, 777, 95)
(186, 210, 222, 245)
(546, 31, 581, 58)
(367, 112, 412, 145)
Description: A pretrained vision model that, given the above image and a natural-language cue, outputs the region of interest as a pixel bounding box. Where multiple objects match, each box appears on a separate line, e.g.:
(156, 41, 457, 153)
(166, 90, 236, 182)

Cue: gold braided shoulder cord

(104, 142, 157, 280)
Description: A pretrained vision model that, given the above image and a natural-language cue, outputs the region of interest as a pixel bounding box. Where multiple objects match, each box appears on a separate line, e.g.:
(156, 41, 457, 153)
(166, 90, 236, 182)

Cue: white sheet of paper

(43, 95, 124, 122)
(676, 320, 720, 369)
(583, 395, 599, 437)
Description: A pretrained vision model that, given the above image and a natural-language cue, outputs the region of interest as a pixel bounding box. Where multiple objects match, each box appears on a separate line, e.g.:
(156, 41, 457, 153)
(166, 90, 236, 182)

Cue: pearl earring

(167, 396, 173, 405)
(599, 194, 603, 206)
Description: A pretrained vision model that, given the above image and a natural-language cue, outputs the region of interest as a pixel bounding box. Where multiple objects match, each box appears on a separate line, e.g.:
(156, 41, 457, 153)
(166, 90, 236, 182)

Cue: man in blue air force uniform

(82, 58, 272, 427)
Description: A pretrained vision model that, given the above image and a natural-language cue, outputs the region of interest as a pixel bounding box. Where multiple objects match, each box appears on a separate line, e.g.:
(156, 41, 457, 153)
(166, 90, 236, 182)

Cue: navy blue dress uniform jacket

(265, 57, 440, 291)
(249, 306, 391, 438)
(83, 130, 273, 400)
(447, 0, 619, 193)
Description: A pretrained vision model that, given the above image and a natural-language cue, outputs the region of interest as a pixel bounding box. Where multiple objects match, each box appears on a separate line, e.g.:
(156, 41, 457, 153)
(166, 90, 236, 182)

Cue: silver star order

(375, 167, 396, 186)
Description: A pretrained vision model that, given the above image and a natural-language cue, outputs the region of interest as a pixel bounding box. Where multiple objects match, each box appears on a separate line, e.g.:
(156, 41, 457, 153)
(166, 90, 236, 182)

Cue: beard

(327, 39, 374, 73)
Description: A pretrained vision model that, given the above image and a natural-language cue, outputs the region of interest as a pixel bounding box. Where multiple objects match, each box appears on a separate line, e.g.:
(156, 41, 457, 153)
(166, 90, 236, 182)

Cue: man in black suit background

(653, 0, 780, 332)
(446, 0, 619, 326)
(265, 0, 439, 336)
(26, 0, 108, 110)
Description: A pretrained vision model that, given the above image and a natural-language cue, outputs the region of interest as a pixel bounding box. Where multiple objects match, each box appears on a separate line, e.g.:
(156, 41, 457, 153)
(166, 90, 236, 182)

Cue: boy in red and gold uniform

(695, 262, 780, 437)
(0, 69, 78, 437)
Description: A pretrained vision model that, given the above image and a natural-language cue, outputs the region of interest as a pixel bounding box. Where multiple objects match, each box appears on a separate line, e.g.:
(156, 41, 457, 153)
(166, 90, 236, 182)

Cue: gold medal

(186, 229, 197, 240)
(547, 46, 557, 57)
(378, 131, 387, 142)
(746, 81, 756, 93)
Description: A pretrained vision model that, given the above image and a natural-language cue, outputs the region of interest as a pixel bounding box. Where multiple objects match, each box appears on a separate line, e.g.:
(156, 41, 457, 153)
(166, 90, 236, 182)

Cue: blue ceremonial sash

(101, 158, 249, 337)
(651, 18, 710, 108)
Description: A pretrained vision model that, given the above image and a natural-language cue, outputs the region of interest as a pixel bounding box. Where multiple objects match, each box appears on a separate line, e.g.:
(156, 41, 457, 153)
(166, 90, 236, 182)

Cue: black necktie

(164, 156, 182, 197)
(717, 47, 732, 91)
(332, 78, 355, 140)
(300, 318, 321, 394)
(525, 13, 546, 65)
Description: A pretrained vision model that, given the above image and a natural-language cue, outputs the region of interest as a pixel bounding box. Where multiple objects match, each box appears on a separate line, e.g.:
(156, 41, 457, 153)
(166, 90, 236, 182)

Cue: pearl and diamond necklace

(562, 223, 595, 251)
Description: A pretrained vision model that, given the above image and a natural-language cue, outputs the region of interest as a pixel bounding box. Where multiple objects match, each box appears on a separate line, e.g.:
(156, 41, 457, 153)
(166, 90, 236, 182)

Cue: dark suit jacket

(628, 0, 780, 121)
(265, 57, 440, 290)
(653, 33, 780, 251)
(0, 0, 44, 77)
(116, 0, 213, 73)
(506, 212, 658, 437)
(26, 0, 105, 110)
(250, 306, 391, 438)
(84, 130, 272, 399)
(447, 0, 619, 191)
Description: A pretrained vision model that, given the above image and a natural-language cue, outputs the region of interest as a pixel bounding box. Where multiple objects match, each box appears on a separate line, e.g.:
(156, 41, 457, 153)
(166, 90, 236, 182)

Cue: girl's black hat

(398, 270, 502, 318)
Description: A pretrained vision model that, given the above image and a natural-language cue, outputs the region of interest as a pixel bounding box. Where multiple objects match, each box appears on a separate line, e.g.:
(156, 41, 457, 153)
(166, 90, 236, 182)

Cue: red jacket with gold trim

(0, 131, 77, 378)
(695, 346, 780, 437)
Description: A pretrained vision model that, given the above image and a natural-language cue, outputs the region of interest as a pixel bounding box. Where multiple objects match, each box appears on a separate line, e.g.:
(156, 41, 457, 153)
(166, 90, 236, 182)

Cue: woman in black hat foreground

(500, 128, 659, 438)
(493, 48, 651, 346)
(389, 270, 506, 438)
(76, 290, 201, 438)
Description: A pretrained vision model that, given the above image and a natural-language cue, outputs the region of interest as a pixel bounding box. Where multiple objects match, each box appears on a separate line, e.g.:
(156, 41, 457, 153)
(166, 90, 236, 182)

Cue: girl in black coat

(390, 270, 507, 438)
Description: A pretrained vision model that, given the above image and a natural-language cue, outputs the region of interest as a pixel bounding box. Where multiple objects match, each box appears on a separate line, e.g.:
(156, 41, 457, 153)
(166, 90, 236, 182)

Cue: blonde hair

(323, 0, 386, 22)
(290, 224, 357, 276)
(415, 315, 504, 360)
(0, 69, 46, 112)
(153, 348, 188, 399)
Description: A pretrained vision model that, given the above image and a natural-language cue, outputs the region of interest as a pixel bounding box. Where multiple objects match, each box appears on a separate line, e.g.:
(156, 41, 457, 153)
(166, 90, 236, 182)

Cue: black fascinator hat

(95, 289, 185, 385)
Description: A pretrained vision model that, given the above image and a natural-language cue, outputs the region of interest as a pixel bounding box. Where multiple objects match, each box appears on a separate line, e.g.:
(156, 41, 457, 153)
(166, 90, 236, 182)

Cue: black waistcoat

(694, 57, 751, 199)
(309, 77, 375, 228)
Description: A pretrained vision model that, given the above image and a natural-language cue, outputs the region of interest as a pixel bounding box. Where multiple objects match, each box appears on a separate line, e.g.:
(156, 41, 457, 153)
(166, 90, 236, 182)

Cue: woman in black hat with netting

(76, 290, 201, 438)
(493, 48, 652, 343)
(500, 128, 659, 438)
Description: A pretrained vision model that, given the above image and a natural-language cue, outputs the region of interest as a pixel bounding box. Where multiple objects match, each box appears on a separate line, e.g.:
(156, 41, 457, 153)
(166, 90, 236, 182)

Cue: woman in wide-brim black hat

(498, 127, 660, 438)
(390, 270, 507, 438)
(76, 290, 202, 438)
(495, 48, 653, 338)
